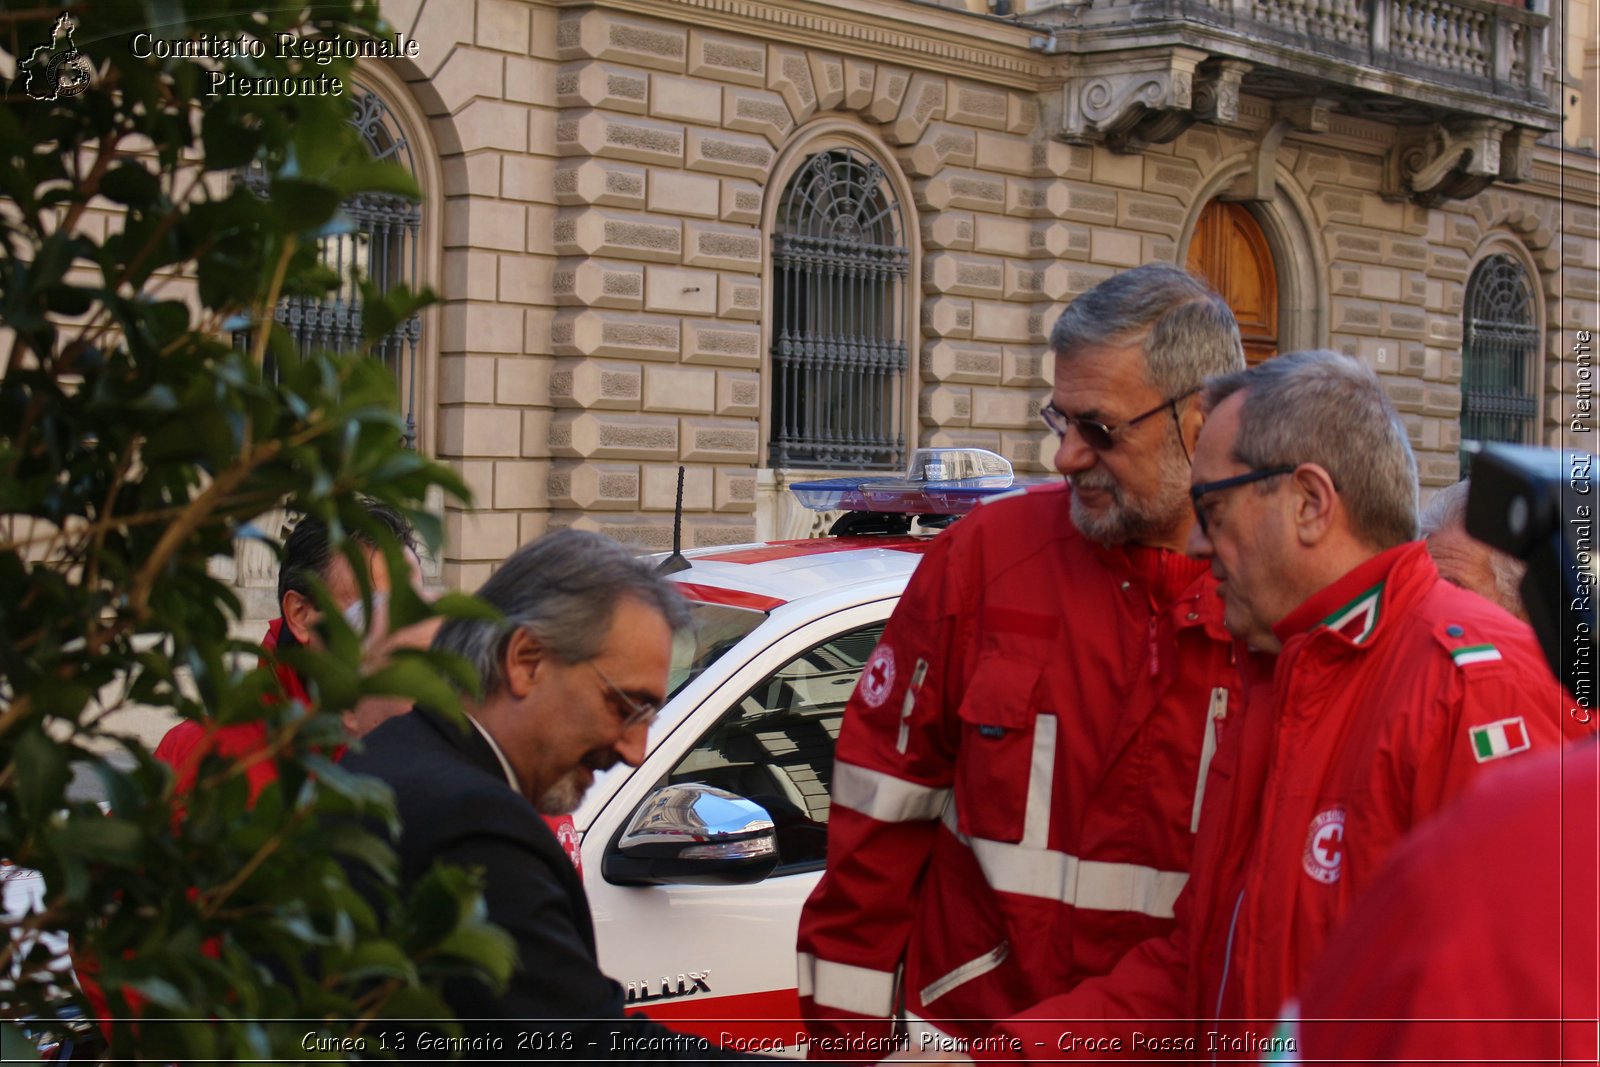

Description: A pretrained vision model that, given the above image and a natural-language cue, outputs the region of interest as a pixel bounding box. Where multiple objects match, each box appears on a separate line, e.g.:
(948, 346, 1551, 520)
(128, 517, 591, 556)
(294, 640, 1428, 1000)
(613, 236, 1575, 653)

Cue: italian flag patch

(1450, 643, 1502, 667)
(1470, 717, 1531, 762)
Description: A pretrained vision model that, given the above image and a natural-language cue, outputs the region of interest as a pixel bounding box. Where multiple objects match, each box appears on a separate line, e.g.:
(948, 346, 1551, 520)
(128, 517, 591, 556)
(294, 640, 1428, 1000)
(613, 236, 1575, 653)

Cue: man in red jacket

(797, 264, 1247, 1053)
(989, 350, 1583, 1058)
(154, 500, 426, 797)
(1285, 740, 1598, 1065)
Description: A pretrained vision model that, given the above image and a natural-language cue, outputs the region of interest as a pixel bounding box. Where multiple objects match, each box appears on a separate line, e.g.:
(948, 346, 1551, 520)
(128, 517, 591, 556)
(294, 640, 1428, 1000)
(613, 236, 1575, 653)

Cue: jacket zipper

(1190, 687, 1228, 833)
(1213, 887, 1246, 1063)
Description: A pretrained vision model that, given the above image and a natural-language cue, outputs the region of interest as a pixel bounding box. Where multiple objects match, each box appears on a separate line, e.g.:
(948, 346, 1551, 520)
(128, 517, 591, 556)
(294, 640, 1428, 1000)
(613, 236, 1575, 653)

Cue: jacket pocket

(954, 656, 1046, 844)
(918, 940, 1010, 1007)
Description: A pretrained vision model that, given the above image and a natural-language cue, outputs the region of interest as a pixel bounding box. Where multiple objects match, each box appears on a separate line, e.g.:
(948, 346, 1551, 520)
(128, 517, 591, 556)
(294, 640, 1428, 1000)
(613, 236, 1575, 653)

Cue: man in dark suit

(342, 529, 753, 1060)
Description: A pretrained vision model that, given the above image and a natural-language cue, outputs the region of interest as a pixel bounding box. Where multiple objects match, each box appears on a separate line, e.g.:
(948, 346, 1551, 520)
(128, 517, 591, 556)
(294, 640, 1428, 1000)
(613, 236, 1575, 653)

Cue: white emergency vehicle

(574, 449, 1043, 1049)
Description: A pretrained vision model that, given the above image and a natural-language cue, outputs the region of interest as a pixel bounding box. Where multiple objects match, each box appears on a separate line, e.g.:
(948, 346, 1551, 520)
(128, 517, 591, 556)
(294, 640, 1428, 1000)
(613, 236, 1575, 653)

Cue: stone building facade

(281, 0, 1596, 593)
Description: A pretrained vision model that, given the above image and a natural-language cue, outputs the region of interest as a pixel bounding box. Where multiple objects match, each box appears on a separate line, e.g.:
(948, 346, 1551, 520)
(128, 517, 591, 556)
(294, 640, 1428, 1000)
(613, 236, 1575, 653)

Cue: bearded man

(797, 263, 1247, 1050)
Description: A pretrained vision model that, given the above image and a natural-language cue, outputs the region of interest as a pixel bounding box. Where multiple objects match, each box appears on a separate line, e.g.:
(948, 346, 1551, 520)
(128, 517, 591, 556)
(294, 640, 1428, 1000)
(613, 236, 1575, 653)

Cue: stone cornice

(1522, 144, 1600, 200)
(549, 0, 1054, 89)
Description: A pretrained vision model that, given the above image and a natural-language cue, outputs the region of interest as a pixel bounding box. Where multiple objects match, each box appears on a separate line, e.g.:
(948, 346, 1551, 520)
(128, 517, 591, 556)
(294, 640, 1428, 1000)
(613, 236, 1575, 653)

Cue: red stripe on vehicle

(635, 986, 801, 1046)
(670, 582, 787, 612)
(697, 537, 934, 564)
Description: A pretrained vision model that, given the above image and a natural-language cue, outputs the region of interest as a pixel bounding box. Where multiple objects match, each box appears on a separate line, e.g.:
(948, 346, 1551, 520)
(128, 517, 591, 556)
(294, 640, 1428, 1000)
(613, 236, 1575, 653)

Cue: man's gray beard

(1068, 446, 1191, 547)
(537, 772, 585, 816)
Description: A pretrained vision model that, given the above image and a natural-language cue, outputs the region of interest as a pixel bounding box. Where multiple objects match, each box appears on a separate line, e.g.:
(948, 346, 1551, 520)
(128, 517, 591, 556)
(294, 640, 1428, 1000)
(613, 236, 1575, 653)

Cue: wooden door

(1186, 200, 1278, 364)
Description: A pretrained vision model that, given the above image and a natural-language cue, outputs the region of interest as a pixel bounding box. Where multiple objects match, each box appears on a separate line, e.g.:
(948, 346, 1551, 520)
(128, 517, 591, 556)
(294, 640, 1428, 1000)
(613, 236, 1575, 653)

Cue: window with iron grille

(769, 148, 909, 470)
(1460, 253, 1539, 474)
(245, 90, 424, 448)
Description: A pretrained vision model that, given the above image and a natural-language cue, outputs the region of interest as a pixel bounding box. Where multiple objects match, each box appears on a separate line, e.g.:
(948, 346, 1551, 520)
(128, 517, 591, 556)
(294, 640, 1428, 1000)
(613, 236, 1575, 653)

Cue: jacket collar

(1272, 541, 1435, 651)
(261, 617, 312, 707)
(411, 703, 515, 786)
(468, 717, 522, 794)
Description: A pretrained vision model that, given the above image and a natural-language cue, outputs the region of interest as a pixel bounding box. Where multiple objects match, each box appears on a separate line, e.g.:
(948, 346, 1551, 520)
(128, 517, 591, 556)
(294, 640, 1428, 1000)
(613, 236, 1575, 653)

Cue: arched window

(1461, 253, 1539, 472)
(769, 148, 909, 470)
(254, 89, 425, 448)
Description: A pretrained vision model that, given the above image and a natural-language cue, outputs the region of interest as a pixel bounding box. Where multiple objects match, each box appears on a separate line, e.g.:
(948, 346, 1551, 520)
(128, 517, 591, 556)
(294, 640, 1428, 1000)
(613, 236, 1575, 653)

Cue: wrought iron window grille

(239, 90, 423, 449)
(769, 148, 909, 470)
(1460, 253, 1539, 475)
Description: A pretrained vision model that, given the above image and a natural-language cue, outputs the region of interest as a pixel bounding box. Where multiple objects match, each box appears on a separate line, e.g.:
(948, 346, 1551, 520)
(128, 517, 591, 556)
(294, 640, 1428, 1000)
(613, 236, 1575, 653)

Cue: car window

(666, 622, 887, 874)
(667, 600, 769, 701)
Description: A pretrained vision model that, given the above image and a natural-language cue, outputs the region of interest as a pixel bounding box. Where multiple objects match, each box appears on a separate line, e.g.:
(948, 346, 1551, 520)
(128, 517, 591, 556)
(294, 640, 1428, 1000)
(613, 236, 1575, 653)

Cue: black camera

(1466, 444, 1597, 707)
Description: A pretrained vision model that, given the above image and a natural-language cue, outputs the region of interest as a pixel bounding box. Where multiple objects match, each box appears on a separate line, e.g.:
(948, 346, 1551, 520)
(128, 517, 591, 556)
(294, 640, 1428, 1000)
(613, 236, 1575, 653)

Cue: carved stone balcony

(1031, 0, 1558, 203)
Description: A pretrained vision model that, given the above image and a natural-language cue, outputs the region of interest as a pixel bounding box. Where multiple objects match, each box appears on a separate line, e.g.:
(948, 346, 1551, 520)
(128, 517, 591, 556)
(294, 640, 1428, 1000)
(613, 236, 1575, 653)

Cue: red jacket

(1288, 740, 1599, 1066)
(993, 542, 1584, 1057)
(796, 484, 1240, 1052)
(153, 618, 306, 801)
(152, 620, 585, 870)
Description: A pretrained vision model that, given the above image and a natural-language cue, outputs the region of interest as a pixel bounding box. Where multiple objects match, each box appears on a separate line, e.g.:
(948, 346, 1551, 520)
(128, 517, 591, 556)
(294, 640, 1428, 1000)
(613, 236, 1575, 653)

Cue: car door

(583, 602, 891, 1053)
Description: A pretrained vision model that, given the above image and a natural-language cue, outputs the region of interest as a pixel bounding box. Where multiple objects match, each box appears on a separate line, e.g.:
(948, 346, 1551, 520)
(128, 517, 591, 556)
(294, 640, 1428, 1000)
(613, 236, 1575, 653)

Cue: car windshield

(666, 599, 769, 701)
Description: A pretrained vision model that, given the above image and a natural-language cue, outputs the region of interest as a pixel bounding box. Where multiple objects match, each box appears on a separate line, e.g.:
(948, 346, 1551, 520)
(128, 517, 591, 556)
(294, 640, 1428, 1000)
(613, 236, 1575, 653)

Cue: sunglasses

(586, 660, 660, 731)
(1040, 388, 1198, 452)
(1189, 466, 1297, 535)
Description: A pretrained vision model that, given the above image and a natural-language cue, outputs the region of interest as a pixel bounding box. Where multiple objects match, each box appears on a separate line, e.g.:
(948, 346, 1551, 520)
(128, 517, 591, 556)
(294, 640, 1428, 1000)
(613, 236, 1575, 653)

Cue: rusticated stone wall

(369, 0, 1596, 586)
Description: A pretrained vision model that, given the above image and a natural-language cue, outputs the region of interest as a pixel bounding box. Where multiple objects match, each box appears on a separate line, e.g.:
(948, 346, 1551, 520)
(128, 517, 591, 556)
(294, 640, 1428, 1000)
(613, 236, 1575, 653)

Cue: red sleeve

(796, 534, 966, 1057)
(153, 720, 209, 795)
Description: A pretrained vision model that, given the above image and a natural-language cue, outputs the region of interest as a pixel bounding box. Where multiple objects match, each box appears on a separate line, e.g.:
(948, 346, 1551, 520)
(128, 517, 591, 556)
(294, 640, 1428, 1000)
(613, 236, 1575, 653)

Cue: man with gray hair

(799, 264, 1246, 1051)
(1421, 477, 1529, 619)
(342, 530, 756, 1058)
(989, 350, 1573, 1056)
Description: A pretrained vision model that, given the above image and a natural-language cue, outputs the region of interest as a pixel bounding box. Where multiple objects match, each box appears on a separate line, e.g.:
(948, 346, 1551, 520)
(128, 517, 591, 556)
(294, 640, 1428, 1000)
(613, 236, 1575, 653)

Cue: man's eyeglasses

(1189, 466, 1297, 535)
(1040, 388, 1199, 452)
(586, 661, 660, 730)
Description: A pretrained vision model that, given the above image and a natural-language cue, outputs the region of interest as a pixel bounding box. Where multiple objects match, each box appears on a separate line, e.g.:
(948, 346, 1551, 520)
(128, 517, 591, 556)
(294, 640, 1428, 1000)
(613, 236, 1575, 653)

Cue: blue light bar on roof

(790, 448, 1049, 515)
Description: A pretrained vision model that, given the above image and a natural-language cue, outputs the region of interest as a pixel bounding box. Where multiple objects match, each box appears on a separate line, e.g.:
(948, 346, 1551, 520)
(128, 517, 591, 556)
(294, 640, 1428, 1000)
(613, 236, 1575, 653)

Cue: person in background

(987, 350, 1576, 1058)
(1419, 477, 1528, 619)
(798, 264, 1246, 1051)
(154, 500, 428, 796)
(81, 503, 444, 1041)
(153, 502, 585, 866)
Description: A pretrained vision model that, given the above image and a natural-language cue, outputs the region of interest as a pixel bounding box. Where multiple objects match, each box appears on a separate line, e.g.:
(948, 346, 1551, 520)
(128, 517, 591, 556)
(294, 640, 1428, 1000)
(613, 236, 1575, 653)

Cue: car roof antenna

(656, 465, 691, 575)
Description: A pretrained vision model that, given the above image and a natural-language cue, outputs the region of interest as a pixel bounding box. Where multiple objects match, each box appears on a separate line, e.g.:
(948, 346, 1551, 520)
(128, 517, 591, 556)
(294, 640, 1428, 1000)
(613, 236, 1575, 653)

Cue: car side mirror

(602, 782, 779, 886)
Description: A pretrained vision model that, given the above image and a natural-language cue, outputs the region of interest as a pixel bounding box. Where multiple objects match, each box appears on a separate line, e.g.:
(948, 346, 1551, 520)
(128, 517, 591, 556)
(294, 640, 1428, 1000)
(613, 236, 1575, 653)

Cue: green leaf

(327, 159, 420, 201)
(378, 984, 455, 1024)
(267, 179, 343, 230)
(126, 976, 189, 1012)
(430, 591, 504, 623)
(100, 163, 161, 207)
(49, 815, 144, 866)
(360, 658, 464, 718)
(14, 729, 69, 825)
(200, 105, 262, 171)
(431, 922, 516, 988)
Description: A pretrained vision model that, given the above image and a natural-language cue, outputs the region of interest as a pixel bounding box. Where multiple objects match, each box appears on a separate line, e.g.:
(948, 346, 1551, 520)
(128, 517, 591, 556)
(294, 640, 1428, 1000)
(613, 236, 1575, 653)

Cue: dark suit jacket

(341, 708, 750, 1062)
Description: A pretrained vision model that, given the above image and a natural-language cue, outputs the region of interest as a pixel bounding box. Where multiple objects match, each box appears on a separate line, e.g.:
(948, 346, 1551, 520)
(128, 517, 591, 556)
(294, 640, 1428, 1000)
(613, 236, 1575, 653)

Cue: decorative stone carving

(1057, 48, 1209, 152)
(1384, 119, 1518, 206)
(1227, 96, 1336, 203)
(1191, 60, 1251, 126)
(1499, 126, 1539, 184)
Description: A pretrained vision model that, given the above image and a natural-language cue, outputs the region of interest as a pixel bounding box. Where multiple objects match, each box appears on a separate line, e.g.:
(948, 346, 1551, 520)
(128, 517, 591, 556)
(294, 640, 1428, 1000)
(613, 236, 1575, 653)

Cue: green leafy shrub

(0, 3, 512, 1058)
